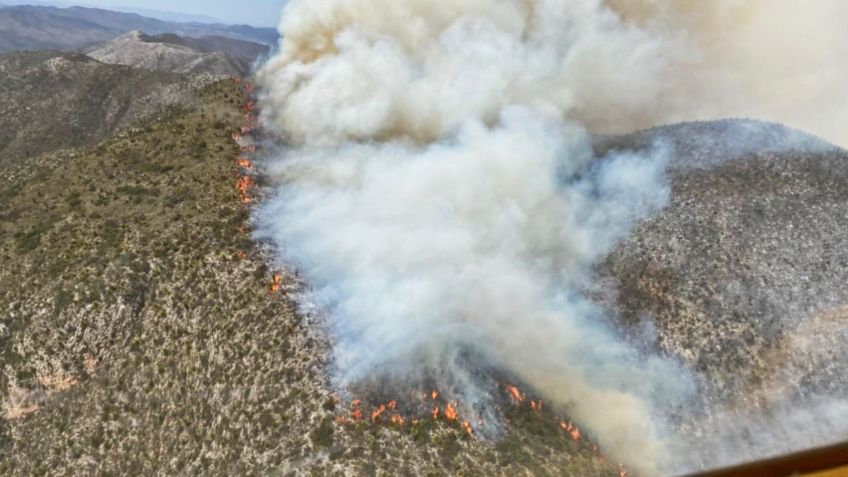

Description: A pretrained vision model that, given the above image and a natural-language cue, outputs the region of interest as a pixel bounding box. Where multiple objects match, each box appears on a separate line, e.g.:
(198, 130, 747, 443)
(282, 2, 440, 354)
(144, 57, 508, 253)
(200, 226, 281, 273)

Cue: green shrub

(310, 416, 335, 448)
(116, 185, 154, 197)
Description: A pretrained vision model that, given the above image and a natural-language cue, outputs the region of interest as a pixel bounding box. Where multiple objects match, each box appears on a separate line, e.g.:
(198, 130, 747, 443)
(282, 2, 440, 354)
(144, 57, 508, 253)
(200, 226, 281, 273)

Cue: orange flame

(351, 400, 363, 421)
(371, 404, 386, 422)
(530, 400, 543, 411)
(270, 273, 283, 292)
(339, 395, 481, 435)
(238, 157, 253, 168)
(559, 420, 581, 441)
(445, 403, 458, 421)
(506, 385, 525, 402)
(462, 420, 474, 436)
(619, 464, 628, 477)
(232, 132, 242, 143)
(236, 176, 253, 204)
(237, 175, 254, 204)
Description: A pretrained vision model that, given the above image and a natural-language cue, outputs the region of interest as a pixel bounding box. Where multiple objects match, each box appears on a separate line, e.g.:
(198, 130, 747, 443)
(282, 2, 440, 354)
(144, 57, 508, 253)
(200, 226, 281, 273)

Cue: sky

(2, 0, 286, 27)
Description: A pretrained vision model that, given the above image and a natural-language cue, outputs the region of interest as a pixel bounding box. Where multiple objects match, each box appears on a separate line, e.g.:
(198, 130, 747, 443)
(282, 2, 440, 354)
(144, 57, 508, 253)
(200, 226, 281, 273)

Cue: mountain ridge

(83, 30, 268, 76)
(0, 5, 279, 53)
(0, 49, 220, 167)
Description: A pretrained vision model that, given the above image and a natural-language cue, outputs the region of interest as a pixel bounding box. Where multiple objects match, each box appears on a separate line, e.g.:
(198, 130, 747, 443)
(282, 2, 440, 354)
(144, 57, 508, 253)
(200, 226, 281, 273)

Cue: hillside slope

(594, 120, 848, 469)
(0, 78, 616, 476)
(0, 50, 219, 167)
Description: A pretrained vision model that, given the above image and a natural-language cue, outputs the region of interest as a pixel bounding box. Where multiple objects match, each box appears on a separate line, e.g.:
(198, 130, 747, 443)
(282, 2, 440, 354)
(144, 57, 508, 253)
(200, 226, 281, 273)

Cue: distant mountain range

(84, 30, 268, 76)
(0, 5, 279, 53)
(0, 0, 232, 24)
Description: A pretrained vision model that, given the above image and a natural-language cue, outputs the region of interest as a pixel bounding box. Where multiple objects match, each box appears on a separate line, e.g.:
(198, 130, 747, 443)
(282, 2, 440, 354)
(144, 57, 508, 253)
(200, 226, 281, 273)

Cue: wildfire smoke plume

(253, 1, 848, 474)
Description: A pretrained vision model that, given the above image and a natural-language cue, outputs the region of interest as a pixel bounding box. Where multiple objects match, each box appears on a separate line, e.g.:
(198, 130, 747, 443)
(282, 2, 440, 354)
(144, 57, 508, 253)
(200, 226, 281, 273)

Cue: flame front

(445, 403, 458, 421)
(237, 176, 254, 204)
(506, 384, 525, 402)
(336, 390, 477, 437)
(351, 400, 363, 421)
(559, 420, 582, 441)
(270, 273, 283, 292)
(462, 420, 474, 435)
(371, 404, 387, 422)
(234, 80, 258, 206)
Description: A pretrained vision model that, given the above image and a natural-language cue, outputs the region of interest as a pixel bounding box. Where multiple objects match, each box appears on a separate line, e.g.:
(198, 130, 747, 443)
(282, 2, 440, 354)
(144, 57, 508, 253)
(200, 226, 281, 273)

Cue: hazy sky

(93, 0, 284, 26)
(9, 0, 287, 27)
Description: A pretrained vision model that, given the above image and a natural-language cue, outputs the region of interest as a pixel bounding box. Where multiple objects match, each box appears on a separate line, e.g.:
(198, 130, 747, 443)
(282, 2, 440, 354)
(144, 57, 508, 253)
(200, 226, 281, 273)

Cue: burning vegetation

(335, 387, 476, 438)
(0, 72, 635, 476)
(233, 91, 257, 206)
(230, 70, 629, 476)
(235, 68, 630, 474)
(230, 79, 287, 294)
(332, 381, 626, 476)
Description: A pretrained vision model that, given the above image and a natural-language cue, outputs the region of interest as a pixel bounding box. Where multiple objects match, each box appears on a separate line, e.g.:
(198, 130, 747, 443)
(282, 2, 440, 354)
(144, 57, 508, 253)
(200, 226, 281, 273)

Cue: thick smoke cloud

(608, 0, 848, 147)
(255, 1, 847, 474)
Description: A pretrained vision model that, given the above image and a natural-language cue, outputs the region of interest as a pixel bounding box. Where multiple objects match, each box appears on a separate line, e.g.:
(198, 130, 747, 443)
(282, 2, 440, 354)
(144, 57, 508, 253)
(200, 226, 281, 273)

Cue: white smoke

(255, 0, 848, 474)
